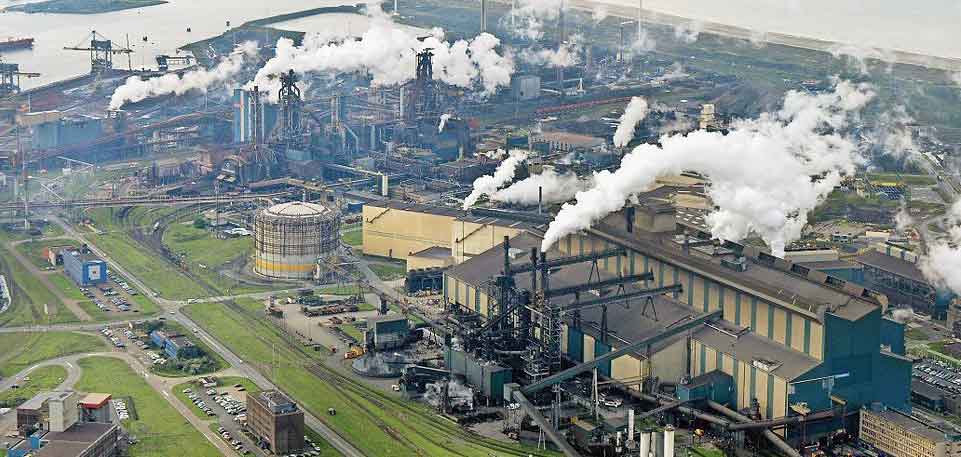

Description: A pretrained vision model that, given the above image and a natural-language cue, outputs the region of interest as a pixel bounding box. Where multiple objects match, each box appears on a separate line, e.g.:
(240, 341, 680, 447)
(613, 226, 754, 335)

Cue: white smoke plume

(953, 71, 961, 87)
(658, 116, 695, 135)
(541, 79, 876, 254)
(889, 308, 917, 324)
(505, 0, 562, 40)
(613, 97, 650, 147)
(828, 44, 894, 74)
(653, 63, 689, 85)
(493, 168, 589, 205)
(673, 20, 703, 44)
(631, 28, 657, 53)
(895, 205, 914, 232)
(921, 200, 961, 295)
(591, 5, 608, 23)
(748, 29, 768, 48)
(868, 105, 918, 158)
(463, 150, 529, 209)
(438, 113, 452, 133)
(249, 8, 513, 100)
(519, 42, 579, 68)
(109, 41, 258, 109)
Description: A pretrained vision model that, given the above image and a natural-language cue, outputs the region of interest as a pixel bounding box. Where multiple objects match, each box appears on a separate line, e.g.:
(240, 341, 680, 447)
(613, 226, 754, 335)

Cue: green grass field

(0, 332, 107, 377)
(867, 173, 939, 186)
(337, 323, 363, 342)
(162, 223, 275, 296)
(368, 262, 406, 281)
(341, 229, 362, 247)
(47, 272, 87, 301)
(0, 365, 67, 406)
(0, 245, 79, 327)
(184, 300, 558, 456)
(84, 208, 209, 300)
(14, 239, 77, 269)
(75, 356, 221, 457)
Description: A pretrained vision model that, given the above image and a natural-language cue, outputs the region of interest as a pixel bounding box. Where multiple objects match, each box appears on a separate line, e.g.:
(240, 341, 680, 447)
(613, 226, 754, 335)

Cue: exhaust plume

(109, 41, 258, 109)
(613, 97, 650, 147)
(504, 0, 562, 40)
(519, 42, 579, 68)
(438, 113, 452, 133)
(673, 20, 702, 44)
(493, 169, 589, 205)
(921, 200, 961, 295)
(541, 79, 876, 254)
(249, 8, 513, 100)
(463, 150, 529, 209)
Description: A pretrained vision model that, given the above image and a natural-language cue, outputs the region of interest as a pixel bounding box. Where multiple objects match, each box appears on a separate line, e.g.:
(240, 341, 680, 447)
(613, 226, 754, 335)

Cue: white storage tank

(254, 201, 340, 279)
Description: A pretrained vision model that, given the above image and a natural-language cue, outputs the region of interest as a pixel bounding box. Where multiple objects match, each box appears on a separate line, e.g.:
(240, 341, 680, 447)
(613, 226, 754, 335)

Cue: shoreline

(564, 0, 961, 72)
(3, 0, 167, 15)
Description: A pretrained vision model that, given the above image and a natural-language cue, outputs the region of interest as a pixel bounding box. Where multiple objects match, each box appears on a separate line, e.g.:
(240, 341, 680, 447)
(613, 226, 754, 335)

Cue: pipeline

(726, 408, 835, 431)
(627, 390, 730, 427)
(707, 401, 802, 457)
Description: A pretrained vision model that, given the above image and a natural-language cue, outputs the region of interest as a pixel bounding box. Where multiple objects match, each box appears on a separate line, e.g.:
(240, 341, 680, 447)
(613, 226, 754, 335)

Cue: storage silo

(254, 201, 340, 279)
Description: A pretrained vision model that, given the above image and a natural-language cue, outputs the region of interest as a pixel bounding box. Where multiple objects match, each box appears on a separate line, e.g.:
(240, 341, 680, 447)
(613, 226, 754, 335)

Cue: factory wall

(690, 338, 789, 420)
(560, 233, 825, 361)
(451, 220, 526, 264)
(406, 253, 450, 271)
(362, 206, 455, 260)
(790, 308, 911, 414)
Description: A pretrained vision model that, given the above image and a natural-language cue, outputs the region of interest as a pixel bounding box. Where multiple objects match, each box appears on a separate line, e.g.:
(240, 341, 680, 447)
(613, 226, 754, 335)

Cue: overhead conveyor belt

(509, 248, 626, 274)
(511, 390, 583, 457)
(556, 285, 684, 314)
(708, 401, 802, 457)
(544, 272, 654, 298)
(522, 309, 722, 395)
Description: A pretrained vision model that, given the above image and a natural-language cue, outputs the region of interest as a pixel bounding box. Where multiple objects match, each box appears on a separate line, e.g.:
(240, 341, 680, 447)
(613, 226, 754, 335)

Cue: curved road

(0, 351, 243, 456)
(48, 215, 366, 457)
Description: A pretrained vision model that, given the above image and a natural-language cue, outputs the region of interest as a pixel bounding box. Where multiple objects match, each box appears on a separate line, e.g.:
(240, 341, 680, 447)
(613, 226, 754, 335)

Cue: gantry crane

(0, 57, 40, 97)
(63, 31, 133, 73)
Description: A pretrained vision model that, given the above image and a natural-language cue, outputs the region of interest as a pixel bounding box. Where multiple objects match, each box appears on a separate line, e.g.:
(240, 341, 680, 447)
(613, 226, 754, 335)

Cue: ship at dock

(0, 37, 34, 51)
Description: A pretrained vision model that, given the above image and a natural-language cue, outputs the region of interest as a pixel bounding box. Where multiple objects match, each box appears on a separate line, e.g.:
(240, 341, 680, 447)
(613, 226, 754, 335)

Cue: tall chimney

(481, 0, 487, 32)
(664, 426, 675, 457)
(538, 186, 543, 214)
(639, 430, 651, 457)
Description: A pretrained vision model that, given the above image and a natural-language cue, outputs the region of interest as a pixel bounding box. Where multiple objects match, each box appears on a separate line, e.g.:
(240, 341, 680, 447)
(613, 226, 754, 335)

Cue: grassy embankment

(0, 332, 107, 376)
(75, 356, 221, 457)
(0, 366, 68, 406)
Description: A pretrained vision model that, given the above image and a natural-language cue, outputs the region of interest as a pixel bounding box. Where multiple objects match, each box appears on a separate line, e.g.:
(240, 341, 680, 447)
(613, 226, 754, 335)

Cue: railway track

(111, 205, 556, 457)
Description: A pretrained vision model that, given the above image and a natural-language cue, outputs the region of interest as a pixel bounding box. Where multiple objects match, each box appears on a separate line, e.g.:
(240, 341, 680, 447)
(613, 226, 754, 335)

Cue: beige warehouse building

(860, 405, 961, 457)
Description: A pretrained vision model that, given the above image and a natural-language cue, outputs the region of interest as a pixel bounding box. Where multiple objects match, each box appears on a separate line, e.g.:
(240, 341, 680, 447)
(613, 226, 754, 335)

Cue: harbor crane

(0, 58, 40, 97)
(63, 31, 133, 73)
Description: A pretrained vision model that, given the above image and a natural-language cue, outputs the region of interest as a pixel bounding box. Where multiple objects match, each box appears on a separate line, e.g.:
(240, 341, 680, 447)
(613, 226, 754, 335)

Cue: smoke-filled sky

(249, 6, 514, 100)
(463, 150, 529, 209)
(109, 41, 258, 110)
(922, 201, 961, 296)
(541, 79, 876, 254)
(493, 168, 591, 206)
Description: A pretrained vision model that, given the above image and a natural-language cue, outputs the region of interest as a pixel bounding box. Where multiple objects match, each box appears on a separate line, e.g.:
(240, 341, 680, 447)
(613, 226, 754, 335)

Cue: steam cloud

(541, 80, 876, 254)
(613, 97, 650, 147)
(249, 8, 513, 100)
(463, 150, 529, 209)
(519, 42, 579, 68)
(438, 113, 451, 133)
(921, 200, 961, 295)
(109, 41, 258, 110)
(673, 20, 703, 44)
(505, 0, 562, 40)
(493, 169, 590, 205)
(828, 44, 894, 74)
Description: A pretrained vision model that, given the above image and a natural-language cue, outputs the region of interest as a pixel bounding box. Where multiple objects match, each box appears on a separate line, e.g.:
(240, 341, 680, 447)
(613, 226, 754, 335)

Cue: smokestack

(481, 0, 487, 32)
(653, 430, 664, 457)
(664, 426, 675, 457)
(637, 0, 643, 40)
(627, 409, 635, 443)
(393, 0, 398, 15)
(538, 186, 543, 214)
(639, 430, 651, 457)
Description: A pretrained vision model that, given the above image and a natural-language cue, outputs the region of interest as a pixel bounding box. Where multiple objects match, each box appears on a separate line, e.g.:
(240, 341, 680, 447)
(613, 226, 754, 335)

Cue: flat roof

(798, 260, 862, 271)
(576, 294, 706, 355)
(18, 391, 62, 411)
(364, 200, 464, 218)
(863, 406, 955, 443)
(856, 250, 927, 284)
(454, 214, 540, 231)
(591, 222, 880, 322)
(33, 422, 117, 457)
(912, 379, 944, 401)
(692, 320, 821, 381)
(80, 393, 111, 408)
(62, 248, 102, 263)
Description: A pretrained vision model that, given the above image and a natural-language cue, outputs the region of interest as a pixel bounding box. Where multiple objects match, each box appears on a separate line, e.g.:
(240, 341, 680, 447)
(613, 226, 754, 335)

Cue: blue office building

(61, 248, 107, 286)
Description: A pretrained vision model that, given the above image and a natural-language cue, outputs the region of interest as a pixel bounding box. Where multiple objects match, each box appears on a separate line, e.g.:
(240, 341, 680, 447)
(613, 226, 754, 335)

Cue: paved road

(2, 237, 92, 321)
(49, 215, 366, 457)
(0, 350, 241, 456)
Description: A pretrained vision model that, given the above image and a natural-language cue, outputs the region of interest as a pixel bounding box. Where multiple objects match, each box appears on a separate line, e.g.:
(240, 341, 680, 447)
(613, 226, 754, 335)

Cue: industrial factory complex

(1, 0, 960, 457)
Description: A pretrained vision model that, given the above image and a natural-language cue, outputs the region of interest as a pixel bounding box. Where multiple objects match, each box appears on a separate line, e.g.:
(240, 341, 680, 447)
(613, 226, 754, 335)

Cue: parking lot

(182, 382, 259, 456)
(914, 359, 961, 395)
(78, 272, 146, 315)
